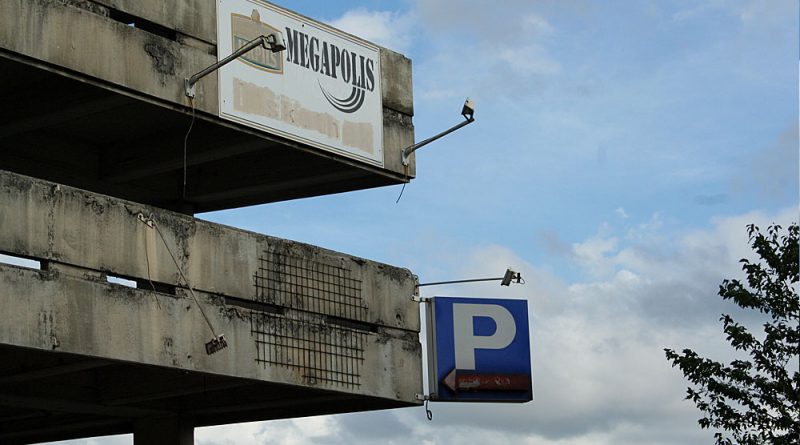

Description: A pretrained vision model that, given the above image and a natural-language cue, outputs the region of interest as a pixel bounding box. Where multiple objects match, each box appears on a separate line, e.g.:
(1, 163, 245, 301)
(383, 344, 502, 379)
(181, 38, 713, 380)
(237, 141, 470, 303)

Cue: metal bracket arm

(416, 269, 523, 288)
(184, 34, 285, 98)
(401, 116, 475, 166)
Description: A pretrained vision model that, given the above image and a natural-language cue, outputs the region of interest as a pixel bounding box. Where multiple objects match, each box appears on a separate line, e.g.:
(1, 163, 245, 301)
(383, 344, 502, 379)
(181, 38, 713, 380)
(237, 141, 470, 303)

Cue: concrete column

(134, 416, 194, 445)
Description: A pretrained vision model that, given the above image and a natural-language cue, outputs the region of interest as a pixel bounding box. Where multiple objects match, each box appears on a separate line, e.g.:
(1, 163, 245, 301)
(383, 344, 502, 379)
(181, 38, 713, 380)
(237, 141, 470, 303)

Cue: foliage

(665, 223, 799, 444)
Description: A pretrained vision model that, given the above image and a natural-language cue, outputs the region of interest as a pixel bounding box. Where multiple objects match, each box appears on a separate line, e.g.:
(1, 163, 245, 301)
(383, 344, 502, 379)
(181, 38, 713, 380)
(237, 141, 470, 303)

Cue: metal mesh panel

(254, 251, 367, 322)
(250, 313, 366, 388)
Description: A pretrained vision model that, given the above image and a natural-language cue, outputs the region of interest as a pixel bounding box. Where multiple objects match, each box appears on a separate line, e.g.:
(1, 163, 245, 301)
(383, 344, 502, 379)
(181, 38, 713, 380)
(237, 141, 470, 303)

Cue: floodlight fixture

(416, 268, 523, 288)
(185, 32, 286, 98)
(401, 98, 477, 166)
(264, 32, 287, 52)
(461, 98, 475, 120)
(501, 268, 520, 286)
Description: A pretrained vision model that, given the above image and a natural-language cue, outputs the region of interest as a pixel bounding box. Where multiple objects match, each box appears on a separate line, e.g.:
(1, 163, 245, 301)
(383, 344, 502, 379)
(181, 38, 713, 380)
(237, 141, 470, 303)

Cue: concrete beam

(192, 394, 343, 416)
(0, 170, 419, 332)
(108, 381, 248, 406)
(0, 0, 218, 115)
(134, 416, 194, 445)
(0, 93, 130, 140)
(0, 394, 169, 418)
(0, 419, 129, 445)
(92, 0, 217, 45)
(189, 170, 367, 203)
(101, 136, 273, 184)
(0, 360, 112, 385)
(0, 171, 423, 407)
(0, 264, 422, 404)
(381, 50, 414, 116)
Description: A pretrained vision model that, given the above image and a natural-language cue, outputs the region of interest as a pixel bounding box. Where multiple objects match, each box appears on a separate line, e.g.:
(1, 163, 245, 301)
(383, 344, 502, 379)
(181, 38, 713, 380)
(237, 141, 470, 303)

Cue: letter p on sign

(453, 304, 516, 370)
(427, 296, 532, 402)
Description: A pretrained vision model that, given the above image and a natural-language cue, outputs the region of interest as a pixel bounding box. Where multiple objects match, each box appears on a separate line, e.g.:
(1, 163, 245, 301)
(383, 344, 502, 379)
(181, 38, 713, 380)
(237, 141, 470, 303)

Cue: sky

(44, 1, 798, 444)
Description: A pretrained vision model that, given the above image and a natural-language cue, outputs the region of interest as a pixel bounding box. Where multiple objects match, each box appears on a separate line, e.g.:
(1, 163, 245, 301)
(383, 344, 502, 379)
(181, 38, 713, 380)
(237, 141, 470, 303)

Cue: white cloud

(197, 416, 336, 445)
(522, 13, 555, 36)
(733, 121, 799, 202)
(670, 0, 797, 27)
(737, 0, 798, 27)
(412, 1, 561, 102)
(41, 435, 130, 445)
(196, 421, 264, 445)
(400, 206, 793, 445)
(571, 235, 618, 277)
(496, 44, 561, 76)
(327, 9, 415, 53)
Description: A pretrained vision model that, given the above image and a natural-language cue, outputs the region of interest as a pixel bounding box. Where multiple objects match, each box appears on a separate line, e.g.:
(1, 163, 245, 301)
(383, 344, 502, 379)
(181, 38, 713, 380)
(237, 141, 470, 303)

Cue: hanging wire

(183, 97, 196, 200)
(140, 223, 161, 309)
(141, 221, 157, 294)
(153, 222, 218, 339)
(136, 213, 219, 340)
(395, 183, 406, 203)
(425, 398, 433, 421)
(395, 164, 409, 203)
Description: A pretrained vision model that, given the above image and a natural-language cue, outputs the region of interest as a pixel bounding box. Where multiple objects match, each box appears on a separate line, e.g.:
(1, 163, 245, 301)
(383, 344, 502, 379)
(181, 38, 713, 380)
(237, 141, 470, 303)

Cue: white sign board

(217, 0, 384, 167)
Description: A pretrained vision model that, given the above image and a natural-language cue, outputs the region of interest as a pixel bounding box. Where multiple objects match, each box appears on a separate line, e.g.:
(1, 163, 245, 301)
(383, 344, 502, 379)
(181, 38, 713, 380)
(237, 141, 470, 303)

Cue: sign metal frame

(426, 296, 533, 403)
(216, 0, 385, 167)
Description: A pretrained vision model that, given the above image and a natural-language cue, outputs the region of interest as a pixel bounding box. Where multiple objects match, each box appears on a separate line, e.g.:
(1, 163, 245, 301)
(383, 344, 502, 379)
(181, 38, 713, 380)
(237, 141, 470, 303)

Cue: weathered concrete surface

(92, 0, 217, 44)
(1, 0, 217, 113)
(0, 171, 419, 331)
(0, 265, 420, 403)
(0, 0, 416, 192)
(0, 170, 423, 443)
(383, 107, 417, 175)
(381, 49, 414, 116)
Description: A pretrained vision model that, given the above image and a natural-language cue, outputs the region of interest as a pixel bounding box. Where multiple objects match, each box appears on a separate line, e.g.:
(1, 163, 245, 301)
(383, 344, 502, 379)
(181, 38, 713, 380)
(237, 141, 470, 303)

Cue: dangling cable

(395, 183, 406, 204)
(183, 97, 196, 200)
(395, 163, 409, 204)
(425, 398, 433, 421)
(141, 224, 160, 309)
(140, 217, 157, 294)
(136, 213, 227, 355)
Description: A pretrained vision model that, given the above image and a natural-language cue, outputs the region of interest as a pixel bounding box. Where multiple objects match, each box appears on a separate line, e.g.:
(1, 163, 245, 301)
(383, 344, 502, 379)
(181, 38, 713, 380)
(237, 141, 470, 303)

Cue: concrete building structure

(0, 0, 415, 214)
(0, 0, 422, 443)
(0, 170, 422, 444)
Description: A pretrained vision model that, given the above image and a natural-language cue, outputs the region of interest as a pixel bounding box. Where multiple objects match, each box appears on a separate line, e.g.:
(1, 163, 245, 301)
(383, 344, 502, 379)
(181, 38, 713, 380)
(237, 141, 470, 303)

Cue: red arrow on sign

(442, 369, 530, 393)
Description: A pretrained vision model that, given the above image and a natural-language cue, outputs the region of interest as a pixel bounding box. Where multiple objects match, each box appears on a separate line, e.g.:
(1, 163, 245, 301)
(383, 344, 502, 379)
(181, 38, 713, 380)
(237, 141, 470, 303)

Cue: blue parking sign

(426, 297, 532, 402)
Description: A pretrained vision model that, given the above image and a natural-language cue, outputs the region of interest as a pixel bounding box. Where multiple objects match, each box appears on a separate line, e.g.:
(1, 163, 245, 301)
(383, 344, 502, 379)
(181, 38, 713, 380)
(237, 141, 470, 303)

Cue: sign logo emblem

(231, 10, 283, 74)
(319, 83, 366, 114)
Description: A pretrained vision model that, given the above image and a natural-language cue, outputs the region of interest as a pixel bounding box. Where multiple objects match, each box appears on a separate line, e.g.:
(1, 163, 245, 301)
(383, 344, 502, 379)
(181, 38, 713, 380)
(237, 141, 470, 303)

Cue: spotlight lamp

(461, 98, 475, 121)
(264, 32, 287, 52)
(501, 268, 522, 286)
